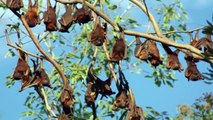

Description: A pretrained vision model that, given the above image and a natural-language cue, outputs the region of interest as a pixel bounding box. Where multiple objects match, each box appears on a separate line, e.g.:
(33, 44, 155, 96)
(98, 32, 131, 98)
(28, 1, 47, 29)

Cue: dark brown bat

(6, 0, 23, 11)
(110, 31, 128, 61)
(19, 59, 52, 91)
(88, 64, 115, 96)
(58, 114, 69, 120)
(58, 5, 74, 32)
(60, 84, 75, 115)
(134, 36, 148, 60)
(127, 106, 144, 120)
(112, 90, 129, 109)
(185, 60, 204, 81)
(43, 0, 57, 31)
(37, 59, 52, 88)
(185, 32, 201, 62)
(162, 43, 183, 71)
(24, 0, 40, 28)
(89, 17, 107, 46)
(85, 81, 98, 106)
(13, 50, 31, 80)
(146, 40, 162, 67)
(195, 34, 213, 54)
(134, 37, 162, 67)
(73, 0, 92, 24)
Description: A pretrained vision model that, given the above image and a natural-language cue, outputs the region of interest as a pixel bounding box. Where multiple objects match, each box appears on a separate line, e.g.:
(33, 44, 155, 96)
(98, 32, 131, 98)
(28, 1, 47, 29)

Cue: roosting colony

(4, 0, 213, 120)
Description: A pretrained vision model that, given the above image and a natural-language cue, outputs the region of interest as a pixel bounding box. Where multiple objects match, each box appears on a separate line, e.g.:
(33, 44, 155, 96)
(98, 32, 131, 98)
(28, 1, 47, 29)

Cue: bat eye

(116, 100, 120, 104)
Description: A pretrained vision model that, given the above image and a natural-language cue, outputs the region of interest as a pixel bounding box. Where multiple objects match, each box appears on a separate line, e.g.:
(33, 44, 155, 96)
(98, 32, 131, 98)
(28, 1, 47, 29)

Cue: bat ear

(34, 0, 38, 8)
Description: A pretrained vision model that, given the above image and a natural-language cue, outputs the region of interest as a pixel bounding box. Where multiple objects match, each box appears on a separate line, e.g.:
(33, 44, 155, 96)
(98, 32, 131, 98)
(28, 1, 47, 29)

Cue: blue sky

(0, 0, 213, 120)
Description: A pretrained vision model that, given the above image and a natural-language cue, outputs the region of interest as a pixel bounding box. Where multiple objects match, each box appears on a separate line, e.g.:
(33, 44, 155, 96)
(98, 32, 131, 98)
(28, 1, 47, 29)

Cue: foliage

(0, 0, 212, 120)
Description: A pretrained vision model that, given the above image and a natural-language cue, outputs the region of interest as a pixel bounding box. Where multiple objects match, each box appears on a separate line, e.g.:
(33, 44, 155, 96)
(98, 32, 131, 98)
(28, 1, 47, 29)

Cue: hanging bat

(127, 106, 144, 120)
(195, 34, 213, 54)
(60, 84, 75, 115)
(6, 0, 23, 11)
(146, 40, 162, 67)
(58, 5, 74, 32)
(185, 60, 204, 81)
(37, 59, 52, 88)
(85, 64, 98, 105)
(58, 114, 69, 120)
(43, 0, 57, 31)
(89, 17, 107, 46)
(13, 50, 31, 80)
(85, 81, 98, 106)
(73, 0, 92, 25)
(134, 36, 148, 60)
(19, 59, 52, 92)
(185, 32, 201, 62)
(112, 90, 130, 110)
(162, 43, 183, 71)
(24, 0, 40, 28)
(110, 31, 128, 61)
(95, 76, 115, 97)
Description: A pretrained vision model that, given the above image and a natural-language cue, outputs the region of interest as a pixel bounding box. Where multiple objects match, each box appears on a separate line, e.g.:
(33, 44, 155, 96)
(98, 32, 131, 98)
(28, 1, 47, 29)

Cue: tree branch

(1, 0, 67, 88)
(56, 0, 213, 64)
(41, 88, 57, 118)
(5, 30, 43, 59)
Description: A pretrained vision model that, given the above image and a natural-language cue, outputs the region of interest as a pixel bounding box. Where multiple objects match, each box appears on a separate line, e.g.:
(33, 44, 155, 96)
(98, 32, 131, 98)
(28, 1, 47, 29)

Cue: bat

(37, 59, 52, 88)
(135, 37, 162, 67)
(146, 40, 162, 67)
(185, 60, 204, 81)
(195, 34, 213, 54)
(88, 64, 115, 96)
(110, 31, 128, 61)
(60, 84, 74, 115)
(112, 89, 129, 109)
(19, 59, 52, 92)
(24, 0, 40, 28)
(95, 76, 115, 97)
(85, 81, 98, 106)
(6, 0, 23, 11)
(162, 43, 183, 71)
(185, 32, 201, 62)
(43, 0, 57, 31)
(13, 50, 31, 80)
(73, 0, 92, 24)
(58, 5, 74, 32)
(89, 17, 107, 46)
(58, 114, 69, 120)
(127, 106, 144, 120)
(134, 36, 148, 60)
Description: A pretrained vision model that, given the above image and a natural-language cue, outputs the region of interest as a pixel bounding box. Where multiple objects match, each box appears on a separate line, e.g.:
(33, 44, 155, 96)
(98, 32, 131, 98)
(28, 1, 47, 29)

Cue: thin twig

(5, 30, 43, 59)
(102, 43, 119, 90)
(41, 88, 57, 118)
(155, 26, 208, 35)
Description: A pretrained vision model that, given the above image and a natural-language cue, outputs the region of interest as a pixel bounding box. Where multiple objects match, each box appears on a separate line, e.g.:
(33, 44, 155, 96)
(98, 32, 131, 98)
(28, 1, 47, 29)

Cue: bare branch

(102, 43, 120, 90)
(5, 30, 43, 59)
(41, 88, 57, 118)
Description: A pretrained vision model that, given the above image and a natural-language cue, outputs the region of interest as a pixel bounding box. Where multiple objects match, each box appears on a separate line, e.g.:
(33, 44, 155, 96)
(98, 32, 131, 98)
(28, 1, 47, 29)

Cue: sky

(0, 0, 213, 120)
